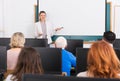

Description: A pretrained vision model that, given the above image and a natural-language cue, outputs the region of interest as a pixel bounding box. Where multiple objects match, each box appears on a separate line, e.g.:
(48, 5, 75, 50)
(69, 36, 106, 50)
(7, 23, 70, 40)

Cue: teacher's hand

(55, 27, 63, 31)
(38, 33, 43, 37)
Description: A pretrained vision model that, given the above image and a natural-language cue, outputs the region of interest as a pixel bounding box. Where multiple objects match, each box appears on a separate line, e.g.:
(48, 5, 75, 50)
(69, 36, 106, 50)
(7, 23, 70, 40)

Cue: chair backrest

(22, 74, 120, 81)
(34, 47, 62, 74)
(0, 46, 7, 73)
(66, 39, 83, 56)
(76, 48, 120, 74)
(25, 38, 48, 47)
(113, 39, 120, 48)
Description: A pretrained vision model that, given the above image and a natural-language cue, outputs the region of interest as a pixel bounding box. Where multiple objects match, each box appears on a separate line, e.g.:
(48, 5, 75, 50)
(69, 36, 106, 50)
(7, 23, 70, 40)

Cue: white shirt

(77, 71, 120, 77)
(34, 21, 55, 44)
(5, 74, 17, 81)
(77, 71, 88, 77)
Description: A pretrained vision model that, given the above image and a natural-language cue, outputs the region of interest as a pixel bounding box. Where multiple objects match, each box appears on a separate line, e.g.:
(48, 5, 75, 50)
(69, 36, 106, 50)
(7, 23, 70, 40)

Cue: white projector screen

(39, 0, 105, 35)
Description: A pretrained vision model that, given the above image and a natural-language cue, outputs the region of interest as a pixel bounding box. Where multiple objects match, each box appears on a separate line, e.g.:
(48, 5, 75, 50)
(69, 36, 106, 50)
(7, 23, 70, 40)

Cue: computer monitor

(34, 47, 62, 74)
(0, 38, 10, 46)
(66, 39, 83, 56)
(0, 38, 10, 50)
(113, 39, 120, 48)
(76, 48, 89, 74)
(22, 74, 120, 81)
(114, 48, 120, 60)
(76, 48, 120, 74)
(0, 38, 48, 48)
(0, 46, 7, 73)
(25, 38, 48, 47)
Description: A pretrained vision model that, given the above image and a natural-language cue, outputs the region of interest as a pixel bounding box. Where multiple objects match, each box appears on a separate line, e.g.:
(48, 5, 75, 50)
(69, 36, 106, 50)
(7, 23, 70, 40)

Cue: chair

(66, 39, 83, 56)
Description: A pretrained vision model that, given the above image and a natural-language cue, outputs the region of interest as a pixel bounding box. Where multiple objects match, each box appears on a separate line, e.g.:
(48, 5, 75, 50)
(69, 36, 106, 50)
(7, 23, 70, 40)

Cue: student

(77, 41, 120, 79)
(102, 31, 116, 46)
(34, 11, 63, 44)
(55, 36, 76, 76)
(6, 47, 44, 81)
(5, 32, 25, 78)
(7, 32, 25, 70)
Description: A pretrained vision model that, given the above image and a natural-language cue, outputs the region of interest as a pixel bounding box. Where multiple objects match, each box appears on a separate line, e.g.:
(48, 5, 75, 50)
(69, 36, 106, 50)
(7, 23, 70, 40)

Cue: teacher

(34, 11, 62, 44)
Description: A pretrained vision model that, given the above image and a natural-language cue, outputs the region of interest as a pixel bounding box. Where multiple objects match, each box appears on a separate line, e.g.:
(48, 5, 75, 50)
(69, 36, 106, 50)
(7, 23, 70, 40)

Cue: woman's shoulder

(7, 48, 21, 54)
(77, 71, 88, 77)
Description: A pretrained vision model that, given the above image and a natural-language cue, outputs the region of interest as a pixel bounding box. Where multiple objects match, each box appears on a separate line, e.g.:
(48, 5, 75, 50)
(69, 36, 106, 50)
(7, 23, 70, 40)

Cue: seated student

(5, 32, 25, 78)
(7, 32, 25, 70)
(55, 36, 76, 76)
(6, 47, 44, 81)
(77, 41, 120, 79)
(102, 31, 116, 46)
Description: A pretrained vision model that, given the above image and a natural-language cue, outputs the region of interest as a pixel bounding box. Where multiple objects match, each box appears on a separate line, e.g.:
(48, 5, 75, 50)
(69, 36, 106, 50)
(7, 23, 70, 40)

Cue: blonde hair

(87, 40, 120, 78)
(10, 32, 25, 48)
(55, 36, 67, 48)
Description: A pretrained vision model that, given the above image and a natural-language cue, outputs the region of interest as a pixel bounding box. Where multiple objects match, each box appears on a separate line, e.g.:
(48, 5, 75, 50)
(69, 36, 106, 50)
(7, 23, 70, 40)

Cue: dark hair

(12, 47, 43, 81)
(103, 31, 116, 43)
(39, 11, 46, 16)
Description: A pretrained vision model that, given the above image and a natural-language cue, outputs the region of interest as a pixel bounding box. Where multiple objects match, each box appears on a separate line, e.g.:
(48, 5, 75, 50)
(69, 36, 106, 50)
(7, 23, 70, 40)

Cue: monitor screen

(0, 38, 48, 50)
(0, 38, 10, 50)
(113, 39, 120, 48)
(65, 39, 83, 56)
(0, 46, 7, 73)
(34, 47, 62, 74)
(76, 48, 120, 74)
(22, 74, 120, 81)
(25, 38, 48, 47)
(114, 48, 120, 60)
(0, 38, 10, 46)
(76, 48, 89, 74)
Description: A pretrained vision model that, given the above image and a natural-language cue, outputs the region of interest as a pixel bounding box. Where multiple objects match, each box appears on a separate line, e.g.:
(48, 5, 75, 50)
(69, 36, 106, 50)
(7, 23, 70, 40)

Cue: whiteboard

(114, 6, 120, 38)
(39, 0, 105, 35)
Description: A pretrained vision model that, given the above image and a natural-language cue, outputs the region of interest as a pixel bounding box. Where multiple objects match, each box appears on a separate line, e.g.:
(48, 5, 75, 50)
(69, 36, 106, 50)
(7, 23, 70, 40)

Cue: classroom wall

(0, 0, 4, 37)
(0, 0, 120, 39)
(107, 0, 120, 38)
(0, 0, 36, 38)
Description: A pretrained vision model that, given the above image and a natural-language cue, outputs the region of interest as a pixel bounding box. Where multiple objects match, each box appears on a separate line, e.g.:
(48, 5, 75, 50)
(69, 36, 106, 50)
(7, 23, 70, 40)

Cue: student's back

(7, 32, 25, 70)
(77, 41, 120, 79)
(55, 36, 76, 76)
(6, 47, 43, 81)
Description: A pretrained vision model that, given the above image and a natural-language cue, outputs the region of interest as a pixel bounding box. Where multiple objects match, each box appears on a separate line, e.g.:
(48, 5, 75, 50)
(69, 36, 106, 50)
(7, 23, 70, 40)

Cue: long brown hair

(87, 41, 120, 78)
(11, 47, 43, 81)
